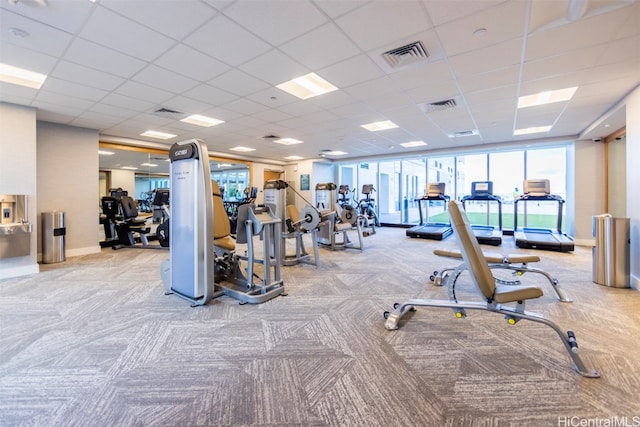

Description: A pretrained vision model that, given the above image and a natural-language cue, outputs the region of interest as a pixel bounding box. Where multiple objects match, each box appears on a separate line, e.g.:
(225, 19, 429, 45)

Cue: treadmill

(406, 182, 453, 240)
(513, 179, 574, 252)
(460, 181, 502, 246)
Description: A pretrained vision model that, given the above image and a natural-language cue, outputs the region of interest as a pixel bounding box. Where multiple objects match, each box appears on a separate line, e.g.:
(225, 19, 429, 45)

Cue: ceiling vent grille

(261, 134, 280, 140)
(418, 98, 459, 113)
(382, 41, 429, 69)
(153, 107, 184, 118)
(449, 129, 479, 138)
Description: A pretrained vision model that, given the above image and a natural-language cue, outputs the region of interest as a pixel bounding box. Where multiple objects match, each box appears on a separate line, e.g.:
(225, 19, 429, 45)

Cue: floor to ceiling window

(335, 144, 570, 230)
(520, 147, 567, 230)
(402, 159, 427, 224)
(378, 160, 401, 224)
(489, 150, 525, 229)
(426, 156, 455, 223)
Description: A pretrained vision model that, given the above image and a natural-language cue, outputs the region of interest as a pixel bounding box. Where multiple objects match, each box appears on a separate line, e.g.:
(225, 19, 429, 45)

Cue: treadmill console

(426, 182, 446, 197)
(524, 179, 550, 196)
(471, 181, 493, 196)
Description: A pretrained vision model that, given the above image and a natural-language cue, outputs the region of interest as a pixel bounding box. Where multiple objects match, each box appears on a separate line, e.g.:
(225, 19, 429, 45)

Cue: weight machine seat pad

(494, 284, 543, 303)
(448, 201, 544, 305)
(433, 248, 540, 264)
(214, 236, 236, 252)
(335, 222, 352, 232)
(212, 181, 232, 240)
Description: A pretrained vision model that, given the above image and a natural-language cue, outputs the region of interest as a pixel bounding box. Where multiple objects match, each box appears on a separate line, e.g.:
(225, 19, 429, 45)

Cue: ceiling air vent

(382, 41, 429, 69)
(418, 97, 459, 113)
(153, 107, 184, 118)
(449, 129, 479, 138)
(261, 134, 280, 140)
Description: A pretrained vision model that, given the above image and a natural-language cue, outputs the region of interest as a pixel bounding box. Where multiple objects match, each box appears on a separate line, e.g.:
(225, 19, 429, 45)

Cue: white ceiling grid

(0, 0, 637, 164)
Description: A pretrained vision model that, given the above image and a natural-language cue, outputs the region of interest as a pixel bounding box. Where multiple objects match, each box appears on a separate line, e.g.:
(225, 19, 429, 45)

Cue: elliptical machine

(357, 184, 380, 234)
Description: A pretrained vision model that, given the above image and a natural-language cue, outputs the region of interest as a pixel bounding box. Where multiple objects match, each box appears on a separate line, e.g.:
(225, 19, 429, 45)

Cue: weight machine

(264, 179, 323, 267)
(316, 183, 365, 251)
(160, 139, 285, 306)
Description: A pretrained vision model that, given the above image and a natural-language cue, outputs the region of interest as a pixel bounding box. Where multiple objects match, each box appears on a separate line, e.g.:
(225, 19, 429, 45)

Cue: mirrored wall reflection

(97, 143, 250, 245)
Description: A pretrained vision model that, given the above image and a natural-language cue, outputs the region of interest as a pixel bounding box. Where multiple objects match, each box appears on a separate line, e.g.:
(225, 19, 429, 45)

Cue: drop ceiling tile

(115, 81, 174, 105)
(521, 45, 606, 83)
(336, 1, 431, 51)
(0, 82, 37, 104)
(277, 100, 323, 117)
(319, 54, 385, 89)
(155, 44, 230, 82)
(424, 0, 504, 26)
(100, 92, 155, 112)
(465, 86, 518, 107)
(79, 7, 175, 62)
(313, 0, 368, 19)
(209, 69, 271, 97)
(183, 15, 271, 67)
(280, 23, 361, 70)
(252, 108, 294, 123)
(33, 92, 92, 113)
(0, 43, 58, 75)
(64, 38, 147, 79)
(596, 35, 640, 66)
(99, 0, 217, 40)
(526, 6, 634, 61)
(306, 90, 358, 110)
(405, 80, 461, 105)
(133, 65, 200, 94)
(40, 77, 108, 102)
(224, 0, 327, 46)
(456, 65, 520, 94)
(435, 1, 526, 57)
(386, 60, 452, 91)
(52, 60, 125, 91)
(182, 83, 238, 106)
(0, 0, 93, 33)
(239, 49, 309, 86)
(448, 38, 522, 77)
(0, 10, 73, 57)
(223, 98, 271, 116)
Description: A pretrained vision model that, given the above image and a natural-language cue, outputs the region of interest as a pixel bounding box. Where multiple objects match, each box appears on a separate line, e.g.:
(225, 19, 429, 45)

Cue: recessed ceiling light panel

(513, 126, 552, 135)
(229, 146, 256, 152)
(0, 63, 47, 89)
(180, 114, 224, 127)
(140, 130, 177, 140)
(400, 140, 427, 148)
(517, 87, 578, 109)
(274, 138, 303, 145)
(276, 72, 338, 100)
(361, 120, 398, 132)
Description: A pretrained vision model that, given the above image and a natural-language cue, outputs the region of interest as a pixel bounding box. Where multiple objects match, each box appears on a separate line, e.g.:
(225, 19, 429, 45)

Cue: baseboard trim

(66, 246, 101, 257)
(0, 263, 40, 280)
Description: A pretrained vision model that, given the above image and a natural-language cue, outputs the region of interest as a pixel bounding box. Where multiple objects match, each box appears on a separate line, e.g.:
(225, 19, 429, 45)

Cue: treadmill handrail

(514, 194, 565, 233)
(415, 195, 449, 225)
(460, 194, 502, 230)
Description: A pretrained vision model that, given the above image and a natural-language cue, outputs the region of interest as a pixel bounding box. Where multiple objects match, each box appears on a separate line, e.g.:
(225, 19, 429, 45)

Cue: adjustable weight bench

(431, 248, 571, 303)
(384, 201, 599, 378)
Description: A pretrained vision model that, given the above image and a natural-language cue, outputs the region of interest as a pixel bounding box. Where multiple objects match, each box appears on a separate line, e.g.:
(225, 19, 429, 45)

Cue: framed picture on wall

(300, 174, 310, 191)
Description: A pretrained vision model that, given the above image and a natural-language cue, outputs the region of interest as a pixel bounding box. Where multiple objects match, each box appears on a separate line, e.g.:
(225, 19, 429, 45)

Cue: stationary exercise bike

(357, 184, 380, 230)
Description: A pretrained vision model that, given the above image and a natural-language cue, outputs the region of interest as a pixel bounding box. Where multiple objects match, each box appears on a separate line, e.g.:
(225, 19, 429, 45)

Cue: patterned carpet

(1, 227, 639, 426)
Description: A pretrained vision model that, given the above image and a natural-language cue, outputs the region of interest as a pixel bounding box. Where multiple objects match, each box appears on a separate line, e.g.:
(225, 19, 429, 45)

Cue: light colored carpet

(1, 227, 639, 426)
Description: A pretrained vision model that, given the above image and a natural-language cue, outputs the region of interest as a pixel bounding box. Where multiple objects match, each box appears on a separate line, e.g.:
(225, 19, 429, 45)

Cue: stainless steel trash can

(42, 211, 66, 264)
(592, 214, 630, 288)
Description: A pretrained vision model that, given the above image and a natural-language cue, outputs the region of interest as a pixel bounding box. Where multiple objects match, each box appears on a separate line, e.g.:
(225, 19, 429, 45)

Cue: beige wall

(625, 87, 639, 289)
(571, 140, 606, 245)
(36, 121, 101, 258)
(0, 103, 39, 279)
(607, 138, 627, 218)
